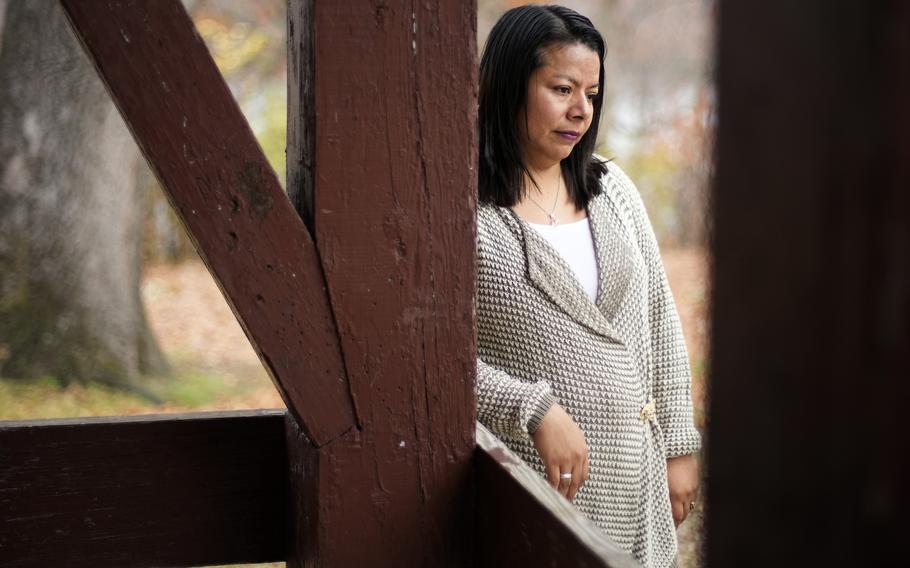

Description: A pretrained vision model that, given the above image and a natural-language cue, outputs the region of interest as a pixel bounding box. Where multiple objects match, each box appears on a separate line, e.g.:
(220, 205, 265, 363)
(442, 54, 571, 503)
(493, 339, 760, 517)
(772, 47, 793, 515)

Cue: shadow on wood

(0, 411, 287, 568)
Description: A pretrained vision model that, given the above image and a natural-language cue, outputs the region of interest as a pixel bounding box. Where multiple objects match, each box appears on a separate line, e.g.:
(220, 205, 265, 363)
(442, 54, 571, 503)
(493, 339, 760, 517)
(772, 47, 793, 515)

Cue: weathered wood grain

(286, 0, 314, 229)
(284, 413, 319, 568)
(286, 0, 478, 564)
(710, 1, 910, 565)
(58, 0, 355, 446)
(475, 425, 639, 568)
(0, 411, 287, 568)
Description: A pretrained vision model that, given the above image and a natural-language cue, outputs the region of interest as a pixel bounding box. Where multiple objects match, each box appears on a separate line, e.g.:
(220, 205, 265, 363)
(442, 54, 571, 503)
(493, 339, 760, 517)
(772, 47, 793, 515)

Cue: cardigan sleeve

(613, 166, 702, 458)
(476, 357, 557, 441)
(474, 206, 557, 441)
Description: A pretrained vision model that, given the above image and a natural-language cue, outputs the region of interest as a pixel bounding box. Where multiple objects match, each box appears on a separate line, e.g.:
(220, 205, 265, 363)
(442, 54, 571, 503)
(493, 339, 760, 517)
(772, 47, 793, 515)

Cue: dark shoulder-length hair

(478, 4, 608, 208)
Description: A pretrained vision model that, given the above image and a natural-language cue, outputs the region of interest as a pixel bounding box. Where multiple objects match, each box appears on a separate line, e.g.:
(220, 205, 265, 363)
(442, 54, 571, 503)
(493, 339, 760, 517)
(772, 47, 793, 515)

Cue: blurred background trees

(0, 0, 287, 393)
(0, 0, 168, 394)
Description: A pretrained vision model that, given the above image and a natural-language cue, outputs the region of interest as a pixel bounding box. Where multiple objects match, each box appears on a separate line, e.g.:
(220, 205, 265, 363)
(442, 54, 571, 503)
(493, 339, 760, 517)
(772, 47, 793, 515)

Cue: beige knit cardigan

(475, 162, 701, 568)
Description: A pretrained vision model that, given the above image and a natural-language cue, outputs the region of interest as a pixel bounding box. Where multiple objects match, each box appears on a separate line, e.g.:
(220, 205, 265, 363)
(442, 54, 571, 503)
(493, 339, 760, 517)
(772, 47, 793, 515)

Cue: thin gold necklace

(527, 176, 561, 226)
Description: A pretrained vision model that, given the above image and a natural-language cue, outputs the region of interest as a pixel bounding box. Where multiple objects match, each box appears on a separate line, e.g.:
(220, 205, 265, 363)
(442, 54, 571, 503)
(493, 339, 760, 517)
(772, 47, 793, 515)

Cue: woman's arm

(611, 165, 702, 523)
(614, 166, 702, 458)
(646, 245, 702, 458)
(476, 359, 589, 502)
(532, 403, 590, 502)
(666, 453, 699, 527)
(476, 357, 555, 440)
(474, 210, 557, 441)
(474, 206, 588, 500)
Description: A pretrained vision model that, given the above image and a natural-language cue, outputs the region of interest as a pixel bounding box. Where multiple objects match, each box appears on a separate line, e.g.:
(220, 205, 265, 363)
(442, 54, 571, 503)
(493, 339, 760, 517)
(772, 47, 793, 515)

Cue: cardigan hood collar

(493, 192, 634, 343)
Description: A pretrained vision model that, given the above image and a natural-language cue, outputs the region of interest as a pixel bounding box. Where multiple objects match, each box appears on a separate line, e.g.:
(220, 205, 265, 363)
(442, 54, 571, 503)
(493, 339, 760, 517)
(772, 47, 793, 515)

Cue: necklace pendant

(548, 213, 559, 226)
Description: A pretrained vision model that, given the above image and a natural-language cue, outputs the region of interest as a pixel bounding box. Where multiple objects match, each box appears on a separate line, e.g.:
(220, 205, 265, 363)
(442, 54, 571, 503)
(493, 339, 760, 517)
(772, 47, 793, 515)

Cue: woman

(475, 5, 701, 567)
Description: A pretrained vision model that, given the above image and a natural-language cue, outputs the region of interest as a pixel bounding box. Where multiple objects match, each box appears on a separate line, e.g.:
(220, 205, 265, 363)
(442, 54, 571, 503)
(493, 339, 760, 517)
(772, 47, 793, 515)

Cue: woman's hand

(666, 453, 700, 527)
(531, 404, 589, 502)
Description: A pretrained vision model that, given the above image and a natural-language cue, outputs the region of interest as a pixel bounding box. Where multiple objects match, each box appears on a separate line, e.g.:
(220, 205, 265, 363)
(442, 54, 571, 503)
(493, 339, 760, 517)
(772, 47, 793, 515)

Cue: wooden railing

(1, 411, 287, 567)
(0, 412, 633, 567)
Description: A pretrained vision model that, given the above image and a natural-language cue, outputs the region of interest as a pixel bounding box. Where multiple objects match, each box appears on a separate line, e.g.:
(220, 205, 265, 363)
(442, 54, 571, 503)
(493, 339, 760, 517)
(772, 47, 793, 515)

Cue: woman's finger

(568, 455, 589, 502)
(557, 465, 573, 497)
(671, 498, 685, 527)
(545, 464, 560, 489)
(567, 466, 581, 502)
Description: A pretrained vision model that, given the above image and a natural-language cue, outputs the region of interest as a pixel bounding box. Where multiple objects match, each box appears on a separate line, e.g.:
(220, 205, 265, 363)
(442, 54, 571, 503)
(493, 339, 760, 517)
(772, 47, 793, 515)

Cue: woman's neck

(510, 162, 586, 226)
(524, 163, 562, 202)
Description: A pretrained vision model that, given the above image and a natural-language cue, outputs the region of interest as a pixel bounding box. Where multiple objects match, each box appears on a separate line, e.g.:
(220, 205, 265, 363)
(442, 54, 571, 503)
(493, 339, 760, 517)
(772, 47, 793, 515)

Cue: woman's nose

(569, 93, 592, 120)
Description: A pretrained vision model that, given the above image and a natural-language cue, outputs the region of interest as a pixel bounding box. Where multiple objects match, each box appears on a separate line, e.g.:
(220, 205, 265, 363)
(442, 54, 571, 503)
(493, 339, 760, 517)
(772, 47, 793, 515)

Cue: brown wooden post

(709, 1, 910, 565)
(286, 1, 478, 565)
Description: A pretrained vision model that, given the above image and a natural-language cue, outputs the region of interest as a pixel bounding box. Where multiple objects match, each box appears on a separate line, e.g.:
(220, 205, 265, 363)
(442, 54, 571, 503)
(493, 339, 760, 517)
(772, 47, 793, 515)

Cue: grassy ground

(0, 264, 283, 420)
(1, 248, 709, 566)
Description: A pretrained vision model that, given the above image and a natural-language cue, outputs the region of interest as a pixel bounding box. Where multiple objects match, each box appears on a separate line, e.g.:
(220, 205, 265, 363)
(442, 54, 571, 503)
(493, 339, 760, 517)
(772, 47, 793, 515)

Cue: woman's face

(519, 43, 601, 170)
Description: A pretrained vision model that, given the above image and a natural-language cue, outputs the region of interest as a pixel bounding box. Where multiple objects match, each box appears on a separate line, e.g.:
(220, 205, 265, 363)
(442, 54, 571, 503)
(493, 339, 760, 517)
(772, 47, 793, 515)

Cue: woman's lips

(556, 131, 580, 142)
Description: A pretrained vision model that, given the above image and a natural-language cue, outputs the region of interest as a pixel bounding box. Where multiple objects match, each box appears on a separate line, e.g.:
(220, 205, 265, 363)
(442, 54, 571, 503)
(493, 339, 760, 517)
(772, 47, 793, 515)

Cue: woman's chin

(553, 149, 575, 163)
(526, 148, 576, 168)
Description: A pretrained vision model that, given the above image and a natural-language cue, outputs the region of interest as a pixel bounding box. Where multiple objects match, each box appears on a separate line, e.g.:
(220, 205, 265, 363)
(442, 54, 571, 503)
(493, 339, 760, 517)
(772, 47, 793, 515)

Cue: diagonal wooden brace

(58, 0, 357, 446)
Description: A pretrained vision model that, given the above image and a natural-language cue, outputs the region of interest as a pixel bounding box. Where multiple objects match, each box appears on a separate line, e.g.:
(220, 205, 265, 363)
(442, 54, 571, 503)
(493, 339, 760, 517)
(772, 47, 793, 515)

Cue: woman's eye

(556, 86, 571, 95)
(586, 92, 598, 101)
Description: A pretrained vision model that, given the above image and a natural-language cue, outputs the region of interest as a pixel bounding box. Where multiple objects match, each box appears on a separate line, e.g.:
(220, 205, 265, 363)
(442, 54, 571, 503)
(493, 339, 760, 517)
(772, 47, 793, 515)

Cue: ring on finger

(559, 472, 572, 480)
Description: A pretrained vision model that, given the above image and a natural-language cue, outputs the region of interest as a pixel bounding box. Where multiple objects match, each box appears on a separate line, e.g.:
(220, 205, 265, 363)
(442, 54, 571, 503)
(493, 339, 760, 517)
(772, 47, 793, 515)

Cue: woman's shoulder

(476, 202, 514, 241)
(476, 202, 504, 231)
(594, 154, 644, 212)
(477, 201, 500, 216)
(475, 203, 525, 267)
(591, 154, 642, 208)
(589, 155, 654, 239)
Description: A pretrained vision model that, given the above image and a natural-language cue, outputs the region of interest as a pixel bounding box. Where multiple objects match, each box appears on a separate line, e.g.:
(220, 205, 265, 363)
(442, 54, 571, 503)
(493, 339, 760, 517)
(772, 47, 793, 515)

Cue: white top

(528, 217, 599, 302)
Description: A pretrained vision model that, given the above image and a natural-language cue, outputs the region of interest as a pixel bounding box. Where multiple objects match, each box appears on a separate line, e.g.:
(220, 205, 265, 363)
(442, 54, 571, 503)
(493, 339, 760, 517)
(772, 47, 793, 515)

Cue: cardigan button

(639, 400, 657, 423)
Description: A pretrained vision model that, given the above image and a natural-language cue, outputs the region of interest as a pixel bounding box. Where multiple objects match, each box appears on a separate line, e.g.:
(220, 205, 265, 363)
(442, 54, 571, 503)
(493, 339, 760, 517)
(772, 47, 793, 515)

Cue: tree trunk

(0, 0, 168, 390)
(0, 1, 9, 53)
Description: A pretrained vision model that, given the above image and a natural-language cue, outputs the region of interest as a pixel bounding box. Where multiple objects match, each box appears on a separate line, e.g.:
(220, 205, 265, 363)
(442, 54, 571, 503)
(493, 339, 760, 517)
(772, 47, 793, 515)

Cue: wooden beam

(287, 0, 478, 564)
(284, 414, 319, 568)
(0, 411, 287, 568)
(286, 0, 315, 229)
(58, 0, 355, 446)
(474, 425, 638, 568)
(709, 1, 910, 565)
